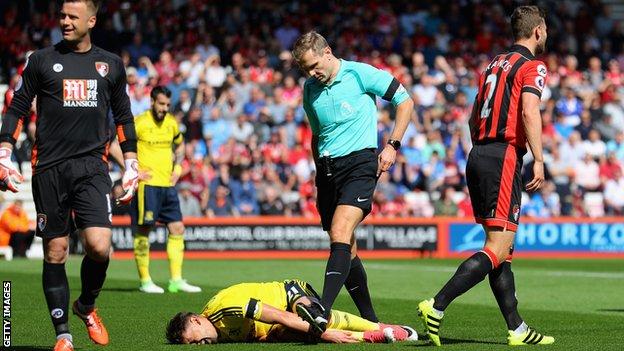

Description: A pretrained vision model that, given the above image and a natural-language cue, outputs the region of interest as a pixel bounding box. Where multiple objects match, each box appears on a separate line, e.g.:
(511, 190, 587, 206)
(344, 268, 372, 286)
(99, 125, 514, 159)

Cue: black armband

(382, 78, 401, 101)
(245, 298, 259, 318)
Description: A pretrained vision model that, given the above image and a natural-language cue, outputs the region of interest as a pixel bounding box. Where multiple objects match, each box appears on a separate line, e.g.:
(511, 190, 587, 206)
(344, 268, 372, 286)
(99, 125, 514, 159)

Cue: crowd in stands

(1, 0, 624, 219)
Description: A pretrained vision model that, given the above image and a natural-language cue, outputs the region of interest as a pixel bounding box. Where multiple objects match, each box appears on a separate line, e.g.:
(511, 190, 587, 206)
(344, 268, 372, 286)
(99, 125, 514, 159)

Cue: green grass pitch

(2, 257, 624, 350)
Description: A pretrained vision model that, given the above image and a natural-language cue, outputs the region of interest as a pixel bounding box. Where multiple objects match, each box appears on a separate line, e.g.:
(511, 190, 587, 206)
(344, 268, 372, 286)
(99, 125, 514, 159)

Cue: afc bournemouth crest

(95, 62, 109, 77)
(512, 205, 520, 222)
(37, 213, 47, 232)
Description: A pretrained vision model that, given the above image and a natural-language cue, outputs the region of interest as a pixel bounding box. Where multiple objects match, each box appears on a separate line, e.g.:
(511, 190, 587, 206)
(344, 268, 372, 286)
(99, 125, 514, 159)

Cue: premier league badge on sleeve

(95, 62, 109, 77)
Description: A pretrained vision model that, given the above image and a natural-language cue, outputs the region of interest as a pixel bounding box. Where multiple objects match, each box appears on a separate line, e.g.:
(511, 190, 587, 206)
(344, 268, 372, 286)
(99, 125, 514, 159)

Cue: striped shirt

(469, 45, 548, 149)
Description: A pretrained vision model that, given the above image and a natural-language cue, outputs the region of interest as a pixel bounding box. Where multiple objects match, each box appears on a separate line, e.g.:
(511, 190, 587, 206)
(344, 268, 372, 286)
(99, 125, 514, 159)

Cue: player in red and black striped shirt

(418, 6, 554, 346)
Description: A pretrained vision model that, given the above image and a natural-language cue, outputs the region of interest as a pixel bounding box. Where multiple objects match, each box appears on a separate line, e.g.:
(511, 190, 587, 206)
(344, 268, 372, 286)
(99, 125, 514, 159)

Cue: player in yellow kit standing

(132, 86, 201, 293)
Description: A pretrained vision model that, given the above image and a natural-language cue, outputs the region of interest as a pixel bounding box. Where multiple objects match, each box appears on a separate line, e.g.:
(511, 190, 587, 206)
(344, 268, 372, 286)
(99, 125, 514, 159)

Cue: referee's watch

(387, 139, 401, 151)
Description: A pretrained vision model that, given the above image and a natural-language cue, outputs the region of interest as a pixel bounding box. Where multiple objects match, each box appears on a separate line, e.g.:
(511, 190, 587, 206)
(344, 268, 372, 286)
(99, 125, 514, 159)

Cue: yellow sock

(327, 309, 379, 332)
(133, 235, 151, 283)
(167, 234, 184, 281)
(349, 331, 364, 341)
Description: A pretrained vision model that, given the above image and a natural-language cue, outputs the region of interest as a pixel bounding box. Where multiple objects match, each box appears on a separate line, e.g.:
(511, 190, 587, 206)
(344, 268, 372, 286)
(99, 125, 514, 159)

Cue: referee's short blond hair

(292, 31, 329, 63)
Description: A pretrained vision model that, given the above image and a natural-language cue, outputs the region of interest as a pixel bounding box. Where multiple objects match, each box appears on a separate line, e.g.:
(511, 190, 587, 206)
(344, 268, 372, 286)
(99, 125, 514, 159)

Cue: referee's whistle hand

(377, 146, 397, 177)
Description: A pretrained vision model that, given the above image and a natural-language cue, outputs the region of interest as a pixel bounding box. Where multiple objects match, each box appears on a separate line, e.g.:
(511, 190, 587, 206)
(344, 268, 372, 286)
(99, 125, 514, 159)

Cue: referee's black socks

(320, 242, 352, 316)
(345, 256, 378, 322)
(433, 250, 496, 311)
(78, 255, 109, 308)
(43, 261, 70, 336)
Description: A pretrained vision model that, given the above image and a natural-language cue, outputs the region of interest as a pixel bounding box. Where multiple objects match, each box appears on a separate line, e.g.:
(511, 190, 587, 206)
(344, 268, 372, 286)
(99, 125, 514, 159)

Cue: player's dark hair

(63, 0, 100, 16)
(511, 6, 546, 40)
(292, 31, 329, 63)
(151, 86, 172, 100)
(166, 312, 195, 344)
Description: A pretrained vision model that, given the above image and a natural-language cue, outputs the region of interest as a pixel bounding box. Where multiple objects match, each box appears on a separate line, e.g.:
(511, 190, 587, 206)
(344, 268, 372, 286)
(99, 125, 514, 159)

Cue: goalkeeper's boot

(508, 327, 555, 345)
(296, 299, 328, 335)
(72, 300, 109, 345)
(417, 298, 443, 346)
(364, 327, 396, 343)
(53, 337, 74, 351)
(168, 279, 201, 293)
(139, 280, 164, 294)
(379, 323, 418, 341)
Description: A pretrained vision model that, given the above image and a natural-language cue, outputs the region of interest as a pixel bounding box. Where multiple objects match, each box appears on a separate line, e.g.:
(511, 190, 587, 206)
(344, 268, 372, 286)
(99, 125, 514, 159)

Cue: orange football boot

(53, 338, 74, 351)
(72, 301, 109, 345)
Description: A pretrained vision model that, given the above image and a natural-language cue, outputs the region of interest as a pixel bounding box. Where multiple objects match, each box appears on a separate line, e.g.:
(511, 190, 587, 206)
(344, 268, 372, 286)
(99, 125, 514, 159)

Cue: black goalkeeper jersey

(0, 41, 136, 173)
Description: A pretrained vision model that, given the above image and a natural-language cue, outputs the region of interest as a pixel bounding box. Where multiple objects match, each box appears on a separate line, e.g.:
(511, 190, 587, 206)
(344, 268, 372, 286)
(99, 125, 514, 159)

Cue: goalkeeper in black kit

(0, 1, 138, 350)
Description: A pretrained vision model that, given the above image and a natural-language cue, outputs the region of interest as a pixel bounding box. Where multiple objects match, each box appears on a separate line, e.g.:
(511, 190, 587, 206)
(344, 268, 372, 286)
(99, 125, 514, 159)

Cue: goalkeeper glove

(0, 147, 23, 193)
(116, 158, 139, 205)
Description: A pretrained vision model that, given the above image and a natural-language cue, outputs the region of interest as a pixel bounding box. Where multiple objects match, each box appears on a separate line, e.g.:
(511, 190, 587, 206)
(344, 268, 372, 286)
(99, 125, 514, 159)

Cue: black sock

(78, 255, 109, 307)
(433, 251, 495, 311)
(344, 256, 378, 322)
(489, 261, 523, 330)
(43, 261, 70, 336)
(320, 242, 352, 316)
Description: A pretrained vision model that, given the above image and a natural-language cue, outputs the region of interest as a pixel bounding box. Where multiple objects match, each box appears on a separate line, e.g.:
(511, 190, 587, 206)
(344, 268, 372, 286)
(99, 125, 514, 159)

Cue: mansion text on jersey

(63, 79, 98, 107)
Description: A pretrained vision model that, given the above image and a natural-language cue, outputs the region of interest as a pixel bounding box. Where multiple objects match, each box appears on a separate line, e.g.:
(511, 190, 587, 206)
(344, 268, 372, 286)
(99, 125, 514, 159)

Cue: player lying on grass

(166, 279, 417, 344)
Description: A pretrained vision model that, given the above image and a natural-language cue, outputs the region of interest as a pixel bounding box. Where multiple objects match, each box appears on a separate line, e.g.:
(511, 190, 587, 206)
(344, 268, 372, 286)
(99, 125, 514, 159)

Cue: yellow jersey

(200, 281, 288, 342)
(134, 110, 183, 187)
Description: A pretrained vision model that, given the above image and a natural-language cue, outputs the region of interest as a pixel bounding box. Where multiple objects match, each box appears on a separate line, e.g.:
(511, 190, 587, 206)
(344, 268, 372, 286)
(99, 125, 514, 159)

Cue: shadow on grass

(411, 337, 507, 347)
(102, 287, 140, 292)
(596, 309, 624, 313)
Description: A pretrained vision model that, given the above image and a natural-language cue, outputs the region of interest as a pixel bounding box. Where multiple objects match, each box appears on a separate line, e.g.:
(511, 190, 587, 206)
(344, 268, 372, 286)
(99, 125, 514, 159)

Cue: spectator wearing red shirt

(280, 75, 302, 107)
(154, 50, 178, 86)
(249, 51, 274, 85)
(287, 141, 308, 166)
(301, 195, 320, 218)
(605, 60, 623, 87)
(187, 162, 210, 210)
(599, 152, 623, 182)
(558, 55, 583, 85)
(457, 187, 473, 217)
(261, 131, 288, 164)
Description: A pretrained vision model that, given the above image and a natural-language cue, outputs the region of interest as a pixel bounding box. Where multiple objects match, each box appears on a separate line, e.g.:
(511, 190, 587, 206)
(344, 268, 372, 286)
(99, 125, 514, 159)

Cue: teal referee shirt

(303, 59, 410, 158)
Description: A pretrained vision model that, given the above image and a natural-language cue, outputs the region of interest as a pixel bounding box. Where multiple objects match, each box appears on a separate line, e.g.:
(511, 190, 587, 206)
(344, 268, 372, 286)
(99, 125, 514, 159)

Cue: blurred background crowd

(1, 0, 624, 223)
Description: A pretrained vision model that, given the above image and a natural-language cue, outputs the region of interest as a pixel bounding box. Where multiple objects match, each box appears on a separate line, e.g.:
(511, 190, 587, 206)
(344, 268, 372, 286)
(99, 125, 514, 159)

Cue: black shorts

(466, 142, 525, 231)
(283, 279, 321, 311)
(32, 155, 112, 238)
(315, 148, 378, 231)
(131, 184, 182, 226)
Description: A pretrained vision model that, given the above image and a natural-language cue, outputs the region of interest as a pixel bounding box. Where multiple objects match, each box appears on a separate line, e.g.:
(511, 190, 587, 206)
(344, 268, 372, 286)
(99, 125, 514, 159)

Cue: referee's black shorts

(466, 142, 525, 232)
(32, 155, 112, 238)
(315, 148, 378, 231)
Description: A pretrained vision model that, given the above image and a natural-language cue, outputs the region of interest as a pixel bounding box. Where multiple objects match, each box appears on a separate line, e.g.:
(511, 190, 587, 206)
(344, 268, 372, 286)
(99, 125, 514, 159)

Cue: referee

(292, 31, 413, 333)
(0, 1, 138, 350)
